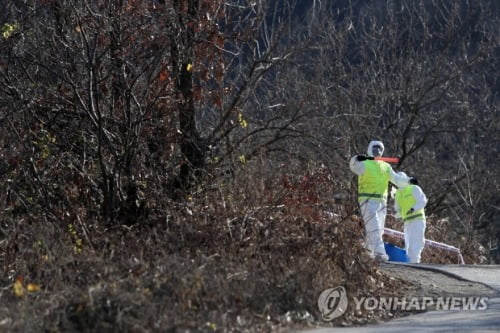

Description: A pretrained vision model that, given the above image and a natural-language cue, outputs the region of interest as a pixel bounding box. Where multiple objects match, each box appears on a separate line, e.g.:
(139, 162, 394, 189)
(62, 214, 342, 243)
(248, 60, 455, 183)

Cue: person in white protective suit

(349, 140, 412, 261)
(394, 172, 427, 263)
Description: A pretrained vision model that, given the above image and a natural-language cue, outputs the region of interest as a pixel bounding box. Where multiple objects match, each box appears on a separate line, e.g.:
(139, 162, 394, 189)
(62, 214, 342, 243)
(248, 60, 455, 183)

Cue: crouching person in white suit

(394, 173, 427, 263)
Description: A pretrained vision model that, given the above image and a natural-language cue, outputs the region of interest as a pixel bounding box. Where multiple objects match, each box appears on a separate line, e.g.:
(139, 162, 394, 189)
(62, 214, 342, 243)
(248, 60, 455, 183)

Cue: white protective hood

(367, 140, 385, 157)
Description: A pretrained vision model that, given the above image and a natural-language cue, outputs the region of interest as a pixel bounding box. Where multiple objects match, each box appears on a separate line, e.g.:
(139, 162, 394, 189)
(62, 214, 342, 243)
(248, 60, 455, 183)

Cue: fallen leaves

(12, 276, 41, 298)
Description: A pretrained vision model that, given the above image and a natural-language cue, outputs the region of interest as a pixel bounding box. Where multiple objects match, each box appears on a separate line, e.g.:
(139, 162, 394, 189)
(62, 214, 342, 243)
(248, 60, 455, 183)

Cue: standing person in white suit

(394, 173, 427, 263)
(350, 140, 412, 261)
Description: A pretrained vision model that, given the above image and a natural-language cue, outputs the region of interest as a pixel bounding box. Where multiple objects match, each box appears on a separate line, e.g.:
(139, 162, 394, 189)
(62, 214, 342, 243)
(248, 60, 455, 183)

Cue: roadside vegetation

(0, 0, 498, 331)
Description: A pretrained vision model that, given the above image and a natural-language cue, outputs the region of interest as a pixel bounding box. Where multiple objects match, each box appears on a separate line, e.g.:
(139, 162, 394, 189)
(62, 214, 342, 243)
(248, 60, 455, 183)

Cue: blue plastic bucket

(384, 243, 409, 262)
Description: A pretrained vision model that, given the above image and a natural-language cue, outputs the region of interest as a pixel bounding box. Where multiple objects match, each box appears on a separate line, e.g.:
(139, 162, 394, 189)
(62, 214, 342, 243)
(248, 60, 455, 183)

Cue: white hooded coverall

(394, 182, 427, 263)
(349, 141, 410, 260)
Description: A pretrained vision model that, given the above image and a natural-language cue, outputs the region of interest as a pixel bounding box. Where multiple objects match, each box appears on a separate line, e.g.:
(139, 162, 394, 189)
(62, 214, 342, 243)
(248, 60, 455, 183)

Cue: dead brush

(0, 162, 451, 331)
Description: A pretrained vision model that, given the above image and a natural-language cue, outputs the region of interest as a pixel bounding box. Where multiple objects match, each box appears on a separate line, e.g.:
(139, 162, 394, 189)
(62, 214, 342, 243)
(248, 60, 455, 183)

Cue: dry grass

(0, 164, 482, 332)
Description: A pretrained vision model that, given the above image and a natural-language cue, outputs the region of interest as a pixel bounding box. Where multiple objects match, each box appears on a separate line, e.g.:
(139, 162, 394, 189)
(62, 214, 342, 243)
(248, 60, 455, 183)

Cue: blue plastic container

(384, 243, 409, 262)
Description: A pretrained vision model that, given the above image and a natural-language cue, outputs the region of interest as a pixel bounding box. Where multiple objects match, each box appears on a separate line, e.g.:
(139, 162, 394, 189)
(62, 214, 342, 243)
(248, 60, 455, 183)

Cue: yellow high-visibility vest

(395, 185, 426, 222)
(358, 160, 391, 202)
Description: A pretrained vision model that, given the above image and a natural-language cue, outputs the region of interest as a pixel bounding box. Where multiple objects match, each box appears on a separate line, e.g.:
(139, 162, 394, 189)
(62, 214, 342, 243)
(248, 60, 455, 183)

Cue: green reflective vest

(395, 185, 426, 222)
(358, 160, 391, 202)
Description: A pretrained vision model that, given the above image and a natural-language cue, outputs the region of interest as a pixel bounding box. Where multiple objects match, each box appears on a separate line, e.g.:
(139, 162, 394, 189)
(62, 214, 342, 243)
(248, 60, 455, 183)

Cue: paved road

(410, 264, 500, 291)
(302, 264, 500, 332)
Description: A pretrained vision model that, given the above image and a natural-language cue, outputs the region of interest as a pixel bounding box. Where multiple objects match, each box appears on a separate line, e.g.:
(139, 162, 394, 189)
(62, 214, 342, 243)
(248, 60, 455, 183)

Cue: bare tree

(300, 0, 499, 258)
(0, 0, 498, 257)
(0, 1, 234, 222)
(0, 0, 321, 225)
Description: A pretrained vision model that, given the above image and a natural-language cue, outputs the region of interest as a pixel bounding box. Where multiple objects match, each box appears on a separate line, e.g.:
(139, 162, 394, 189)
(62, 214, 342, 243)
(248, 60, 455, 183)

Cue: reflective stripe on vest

(404, 212, 425, 222)
(358, 193, 383, 199)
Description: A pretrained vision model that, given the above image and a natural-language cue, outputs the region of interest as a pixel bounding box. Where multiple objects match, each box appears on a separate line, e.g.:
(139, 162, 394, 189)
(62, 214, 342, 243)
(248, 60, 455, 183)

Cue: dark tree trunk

(170, 0, 206, 197)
